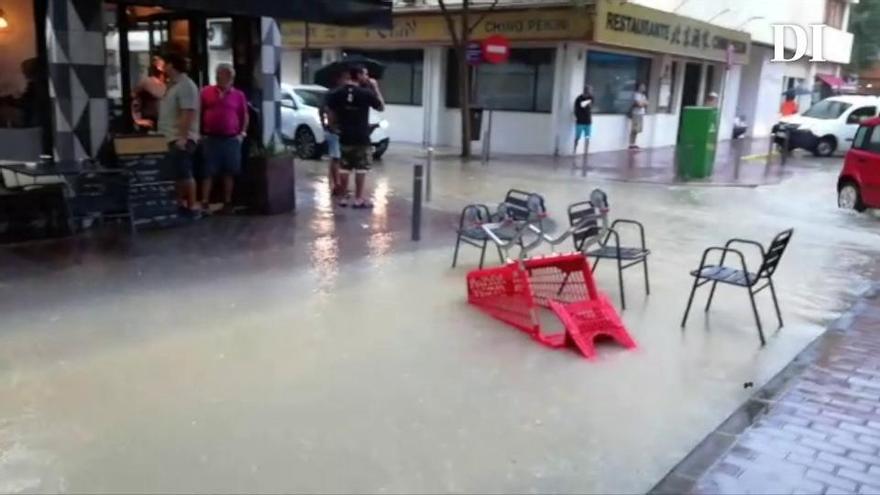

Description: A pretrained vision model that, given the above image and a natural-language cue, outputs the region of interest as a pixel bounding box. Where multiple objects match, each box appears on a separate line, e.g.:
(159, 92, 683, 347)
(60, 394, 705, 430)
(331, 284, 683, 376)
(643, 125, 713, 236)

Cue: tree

(849, 0, 880, 72)
(437, 0, 499, 158)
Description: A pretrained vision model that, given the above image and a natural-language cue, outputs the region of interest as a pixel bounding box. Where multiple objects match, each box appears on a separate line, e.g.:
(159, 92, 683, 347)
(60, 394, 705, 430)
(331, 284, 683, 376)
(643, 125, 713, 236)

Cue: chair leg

(591, 257, 601, 274)
(617, 255, 626, 310)
(768, 279, 784, 328)
(497, 245, 505, 264)
(452, 235, 462, 268)
(643, 257, 651, 295)
(681, 277, 701, 327)
(479, 241, 487, 269)
(748, 289, 767, 346)
(705, 281, 719, 312)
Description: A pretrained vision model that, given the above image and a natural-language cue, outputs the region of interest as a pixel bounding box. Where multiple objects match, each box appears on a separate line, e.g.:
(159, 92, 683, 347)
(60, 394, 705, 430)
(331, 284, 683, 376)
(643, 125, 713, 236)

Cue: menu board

(114, 136, 180, 227)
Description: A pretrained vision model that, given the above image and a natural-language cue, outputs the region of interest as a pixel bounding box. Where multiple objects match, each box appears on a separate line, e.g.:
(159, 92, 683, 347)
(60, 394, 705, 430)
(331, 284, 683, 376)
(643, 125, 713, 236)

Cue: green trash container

(677, 106, 719, 179)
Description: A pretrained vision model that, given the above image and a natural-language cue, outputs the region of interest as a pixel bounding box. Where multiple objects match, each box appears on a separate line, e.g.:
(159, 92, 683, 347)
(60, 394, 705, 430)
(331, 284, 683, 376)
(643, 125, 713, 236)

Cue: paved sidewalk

(652, 287, 880, 495)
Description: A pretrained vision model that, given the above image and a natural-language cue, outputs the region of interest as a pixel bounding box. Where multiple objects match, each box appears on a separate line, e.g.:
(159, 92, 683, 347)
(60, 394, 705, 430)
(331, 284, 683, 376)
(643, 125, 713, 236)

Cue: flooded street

(1, 147, 879, 493)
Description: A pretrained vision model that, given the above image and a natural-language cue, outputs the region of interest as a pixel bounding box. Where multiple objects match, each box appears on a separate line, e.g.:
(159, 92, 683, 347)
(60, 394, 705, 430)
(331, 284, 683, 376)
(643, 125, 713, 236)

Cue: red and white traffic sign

(482, 35, 510, 64)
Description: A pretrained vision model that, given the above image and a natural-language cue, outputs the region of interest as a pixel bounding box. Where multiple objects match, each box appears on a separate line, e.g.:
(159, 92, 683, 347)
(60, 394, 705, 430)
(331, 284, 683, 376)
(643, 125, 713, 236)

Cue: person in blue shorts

(573, 85, 593, 155)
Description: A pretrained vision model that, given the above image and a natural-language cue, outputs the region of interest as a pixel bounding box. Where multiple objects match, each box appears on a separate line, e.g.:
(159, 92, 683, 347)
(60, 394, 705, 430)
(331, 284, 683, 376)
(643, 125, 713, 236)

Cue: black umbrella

(314, 56, 386, 89)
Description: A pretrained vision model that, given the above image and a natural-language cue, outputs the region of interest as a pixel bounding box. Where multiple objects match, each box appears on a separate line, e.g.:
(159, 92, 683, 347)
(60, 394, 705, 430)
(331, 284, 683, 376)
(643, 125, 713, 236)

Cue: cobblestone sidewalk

(652, 287, 880, 495)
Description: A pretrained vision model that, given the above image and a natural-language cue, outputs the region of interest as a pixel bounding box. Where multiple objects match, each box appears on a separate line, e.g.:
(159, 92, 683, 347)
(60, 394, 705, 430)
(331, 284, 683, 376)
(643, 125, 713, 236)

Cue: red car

(838, 117, 880, 211)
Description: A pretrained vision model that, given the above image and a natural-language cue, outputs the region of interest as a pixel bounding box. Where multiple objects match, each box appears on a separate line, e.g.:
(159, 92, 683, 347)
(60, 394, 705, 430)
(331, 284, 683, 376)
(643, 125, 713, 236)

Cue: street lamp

(707, 8, 731, 23)
(736, 16, 765, 30)
(673, 0, 692, 13)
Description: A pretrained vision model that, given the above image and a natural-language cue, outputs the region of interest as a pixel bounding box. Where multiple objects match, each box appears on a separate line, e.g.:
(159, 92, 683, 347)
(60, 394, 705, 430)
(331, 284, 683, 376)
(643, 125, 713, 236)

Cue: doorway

(680, 62, 702, 110)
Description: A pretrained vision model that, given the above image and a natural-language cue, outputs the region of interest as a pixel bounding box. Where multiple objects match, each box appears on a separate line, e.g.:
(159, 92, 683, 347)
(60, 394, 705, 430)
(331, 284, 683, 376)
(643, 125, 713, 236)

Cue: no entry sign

(482, 35, 510, 64)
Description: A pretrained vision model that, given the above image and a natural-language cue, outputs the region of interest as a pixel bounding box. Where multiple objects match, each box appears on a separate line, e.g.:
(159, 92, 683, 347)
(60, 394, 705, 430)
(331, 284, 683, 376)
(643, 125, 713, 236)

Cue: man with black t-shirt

(324, 65, 385, 208)
(573, 85, 593, 155)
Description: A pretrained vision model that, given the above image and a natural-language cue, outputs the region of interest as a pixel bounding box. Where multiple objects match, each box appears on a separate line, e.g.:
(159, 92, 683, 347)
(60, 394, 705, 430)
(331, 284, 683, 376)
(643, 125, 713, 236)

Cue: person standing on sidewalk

(157, 52, 201, 218)
(320, 74, 346, 197)
(573, 85, 593, 155)
(200, 63, 249, 214)
(629, 83, 648, 150)
(325, 65, 385, 209)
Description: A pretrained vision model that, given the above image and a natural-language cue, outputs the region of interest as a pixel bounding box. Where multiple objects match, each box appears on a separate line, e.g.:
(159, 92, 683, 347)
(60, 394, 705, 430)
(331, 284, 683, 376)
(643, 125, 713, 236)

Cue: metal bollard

(767, 133, 775, 167)
(781, 130, 790, 166)
(412, 164, 423, 242)
(426, 147, 434, 203)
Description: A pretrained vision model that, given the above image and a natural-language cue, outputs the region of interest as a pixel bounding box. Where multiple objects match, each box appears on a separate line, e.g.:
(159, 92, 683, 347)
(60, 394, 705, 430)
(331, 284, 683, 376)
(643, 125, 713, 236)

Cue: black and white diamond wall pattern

(46, 0, 107, 162)
(261, 18, 282, 147)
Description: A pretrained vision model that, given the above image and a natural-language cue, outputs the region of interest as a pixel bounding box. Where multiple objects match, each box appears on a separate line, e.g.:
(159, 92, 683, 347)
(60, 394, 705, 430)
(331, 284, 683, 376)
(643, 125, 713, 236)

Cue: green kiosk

(677, 107, 719, 179)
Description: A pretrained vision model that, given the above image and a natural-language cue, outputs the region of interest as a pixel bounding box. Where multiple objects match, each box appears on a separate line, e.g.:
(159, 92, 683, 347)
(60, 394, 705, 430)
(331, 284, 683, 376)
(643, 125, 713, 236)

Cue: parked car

(838, 117, 880, 211)
(773, 95, 880, 157)
(279, 84, 390, 161)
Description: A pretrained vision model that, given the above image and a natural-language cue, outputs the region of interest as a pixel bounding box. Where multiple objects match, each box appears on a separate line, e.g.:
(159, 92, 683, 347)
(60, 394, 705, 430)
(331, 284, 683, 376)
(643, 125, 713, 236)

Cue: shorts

(166, 140, 197, 180)
(340, 145, 371, 172)
(575, 124, 592, 139)
(202, 136, 243, 177)
(326, 132, 341, 160)
(631, 114, 644, 133)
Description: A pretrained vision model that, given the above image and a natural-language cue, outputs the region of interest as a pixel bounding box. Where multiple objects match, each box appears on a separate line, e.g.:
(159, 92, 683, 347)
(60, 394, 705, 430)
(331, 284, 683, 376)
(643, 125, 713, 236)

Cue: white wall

(383, 105, 425, 144)
(719, 64, 743, 140)
(437, 109, 556, 155)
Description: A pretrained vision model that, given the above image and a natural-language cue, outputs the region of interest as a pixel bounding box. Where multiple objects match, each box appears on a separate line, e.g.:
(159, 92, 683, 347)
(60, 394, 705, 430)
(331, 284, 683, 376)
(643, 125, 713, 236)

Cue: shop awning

(817, 74, 846, 89)
(117, 0, 393, 27)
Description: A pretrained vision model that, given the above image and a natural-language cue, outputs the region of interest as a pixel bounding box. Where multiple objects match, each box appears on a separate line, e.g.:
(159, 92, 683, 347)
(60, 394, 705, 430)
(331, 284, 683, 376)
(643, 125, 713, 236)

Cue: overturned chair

(681, 229, 794, 346)
(452, 189, 546, 269)
(567, 190, 650, 310)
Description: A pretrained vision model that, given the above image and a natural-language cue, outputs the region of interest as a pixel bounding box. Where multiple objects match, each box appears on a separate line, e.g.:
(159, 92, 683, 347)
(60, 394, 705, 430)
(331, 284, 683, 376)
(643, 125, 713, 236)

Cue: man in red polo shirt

(200, 63, 249, 213)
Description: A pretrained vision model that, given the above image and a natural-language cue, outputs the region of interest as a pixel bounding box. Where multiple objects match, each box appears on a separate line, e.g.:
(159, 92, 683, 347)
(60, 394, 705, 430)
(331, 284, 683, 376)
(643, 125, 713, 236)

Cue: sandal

(338, 195, 351, 208)
(352, 199, 374, 209)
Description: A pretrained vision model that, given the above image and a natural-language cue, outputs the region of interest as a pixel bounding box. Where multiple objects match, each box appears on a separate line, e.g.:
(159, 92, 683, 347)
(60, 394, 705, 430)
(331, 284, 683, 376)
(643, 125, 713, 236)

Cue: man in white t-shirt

(629, 83, 648, 150)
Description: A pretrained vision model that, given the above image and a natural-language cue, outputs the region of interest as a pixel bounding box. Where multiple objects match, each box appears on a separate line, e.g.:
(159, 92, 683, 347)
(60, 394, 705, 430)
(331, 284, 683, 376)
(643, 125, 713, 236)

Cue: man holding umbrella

(325, 64, 385, 208)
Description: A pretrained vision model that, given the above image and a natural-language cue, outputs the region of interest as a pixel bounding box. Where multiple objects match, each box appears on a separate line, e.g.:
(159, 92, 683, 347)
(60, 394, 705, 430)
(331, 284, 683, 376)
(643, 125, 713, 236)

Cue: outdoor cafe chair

(681, 229, 794, 346)
(452, 189, 546, 269)
(567, 191, 650, 310)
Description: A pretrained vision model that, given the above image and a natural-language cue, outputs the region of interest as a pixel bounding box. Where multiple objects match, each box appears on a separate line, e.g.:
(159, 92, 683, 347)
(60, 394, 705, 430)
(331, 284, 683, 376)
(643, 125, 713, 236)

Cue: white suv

(279, 84, 390, 161)
(773, 95, 880, 157)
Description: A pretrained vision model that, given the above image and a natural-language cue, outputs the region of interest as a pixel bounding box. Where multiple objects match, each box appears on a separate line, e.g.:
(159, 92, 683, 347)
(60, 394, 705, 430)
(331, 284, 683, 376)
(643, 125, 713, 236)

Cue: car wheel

(294, 126, 320, 160)
(372, 139, 389, 161)
(814, 137, 836, 157)
(838, 182, 866, 212)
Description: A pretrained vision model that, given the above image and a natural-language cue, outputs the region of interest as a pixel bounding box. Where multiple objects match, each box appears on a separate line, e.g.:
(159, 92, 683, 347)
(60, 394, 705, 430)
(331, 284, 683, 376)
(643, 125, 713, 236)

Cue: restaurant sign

(281, 8, 593, 48)
(594, 0, 750, 64)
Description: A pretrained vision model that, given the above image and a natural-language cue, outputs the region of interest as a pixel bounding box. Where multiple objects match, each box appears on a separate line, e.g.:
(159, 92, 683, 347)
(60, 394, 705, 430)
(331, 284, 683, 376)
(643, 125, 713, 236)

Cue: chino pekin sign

(593, 0, 750, 65)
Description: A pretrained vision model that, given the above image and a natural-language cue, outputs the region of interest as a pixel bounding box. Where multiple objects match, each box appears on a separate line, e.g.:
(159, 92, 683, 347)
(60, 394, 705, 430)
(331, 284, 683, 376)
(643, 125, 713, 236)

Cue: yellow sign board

(593, 0, 750, 64)
(281, 8, 593, 49)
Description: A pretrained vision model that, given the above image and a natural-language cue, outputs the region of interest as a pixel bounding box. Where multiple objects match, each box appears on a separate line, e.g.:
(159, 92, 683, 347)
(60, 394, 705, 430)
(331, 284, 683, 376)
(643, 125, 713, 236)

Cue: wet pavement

(2, 143, 880, 493)
(425, 138, 799, 187)
(652, 286, 880, 495)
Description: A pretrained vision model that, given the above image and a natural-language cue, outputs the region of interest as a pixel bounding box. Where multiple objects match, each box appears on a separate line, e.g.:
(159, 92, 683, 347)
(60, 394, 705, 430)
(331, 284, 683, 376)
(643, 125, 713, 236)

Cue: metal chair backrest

(568, 201, 603, 249)
(758, 229, 794, 279)
(502, 189, 546, 222)
(458, 204, 490, 231)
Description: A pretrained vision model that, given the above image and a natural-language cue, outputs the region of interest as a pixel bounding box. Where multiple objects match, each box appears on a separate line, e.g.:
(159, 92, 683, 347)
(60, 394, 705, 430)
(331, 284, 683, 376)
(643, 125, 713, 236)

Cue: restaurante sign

(594, 0, 750, 64)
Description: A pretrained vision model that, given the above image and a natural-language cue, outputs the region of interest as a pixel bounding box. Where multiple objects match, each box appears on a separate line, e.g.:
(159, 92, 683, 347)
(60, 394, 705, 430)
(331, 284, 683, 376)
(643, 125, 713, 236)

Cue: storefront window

(345, 49, 423, 105)
(585, 51, 651, 115)
(301, 49, 322, 85)
(0, 0, 42, 128)
(446, 48, 555, 113)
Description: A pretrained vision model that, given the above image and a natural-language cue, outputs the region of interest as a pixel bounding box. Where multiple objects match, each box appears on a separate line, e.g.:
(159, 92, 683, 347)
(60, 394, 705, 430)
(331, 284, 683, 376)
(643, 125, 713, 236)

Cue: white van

(773, 95, 880, 157)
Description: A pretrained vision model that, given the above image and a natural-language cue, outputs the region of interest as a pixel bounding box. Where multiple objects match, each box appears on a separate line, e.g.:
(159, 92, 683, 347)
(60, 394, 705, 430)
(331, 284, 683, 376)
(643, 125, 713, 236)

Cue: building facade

(280, 0, 856, 155)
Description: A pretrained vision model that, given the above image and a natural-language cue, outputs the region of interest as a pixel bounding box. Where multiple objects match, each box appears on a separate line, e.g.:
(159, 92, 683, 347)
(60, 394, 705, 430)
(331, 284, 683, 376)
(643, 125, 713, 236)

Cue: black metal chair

(568, 200, 650, 310)
(65, 169, 137, 235)
(452, 190, 547, 269)
(681, 229, 794, 346)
